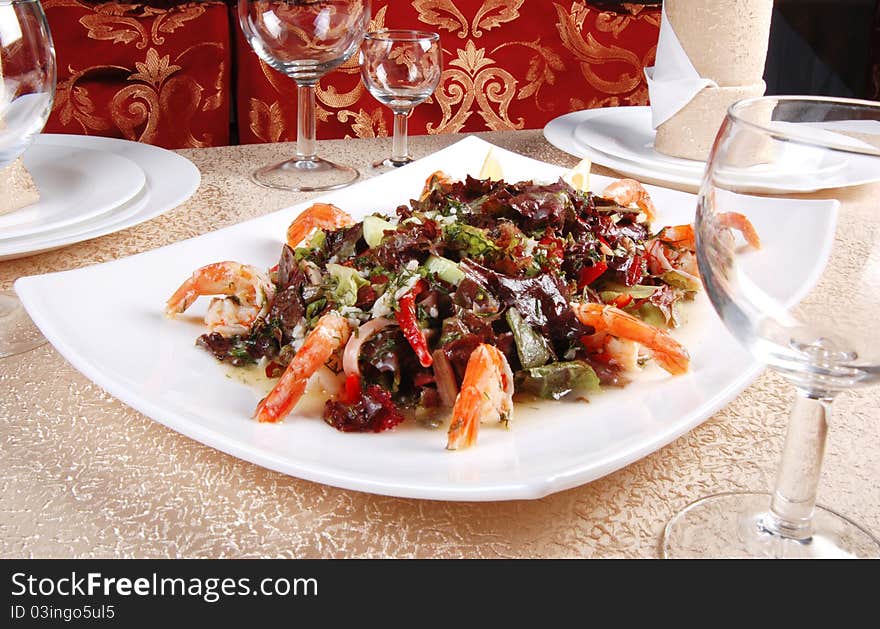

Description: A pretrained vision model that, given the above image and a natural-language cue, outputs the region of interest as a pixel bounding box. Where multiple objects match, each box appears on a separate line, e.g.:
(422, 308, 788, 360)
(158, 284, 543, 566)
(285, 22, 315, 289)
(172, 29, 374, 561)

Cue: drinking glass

(662, 96, 880, 558)
(360, 29, 441, 169)
(238, 0, 370, 191)
(0, 0, 56, 358)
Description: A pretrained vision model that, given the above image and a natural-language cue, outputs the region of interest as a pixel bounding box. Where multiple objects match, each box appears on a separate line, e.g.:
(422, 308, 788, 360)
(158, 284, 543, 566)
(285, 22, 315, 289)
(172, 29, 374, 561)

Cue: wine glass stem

(391, 110, 410, 163)
(296, 83, 318, 161)
(764, 390, 832, 540)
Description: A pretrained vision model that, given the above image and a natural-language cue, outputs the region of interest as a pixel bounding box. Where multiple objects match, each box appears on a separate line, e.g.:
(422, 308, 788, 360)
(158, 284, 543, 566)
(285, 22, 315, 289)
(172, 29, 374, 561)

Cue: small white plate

(0, 143, 145, 240)
(572, 106, 704, 175)
(545, 107, 877, 193)
(0, 134, 200, 261)
(15, 136, 808, 501)
(546, 108, 703, 191)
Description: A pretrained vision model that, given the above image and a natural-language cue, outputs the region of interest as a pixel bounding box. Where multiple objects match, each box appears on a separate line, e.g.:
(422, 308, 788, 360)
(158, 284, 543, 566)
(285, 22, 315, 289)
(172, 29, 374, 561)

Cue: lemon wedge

(478, 147, 504, 181)
(563, 157, 592, 193)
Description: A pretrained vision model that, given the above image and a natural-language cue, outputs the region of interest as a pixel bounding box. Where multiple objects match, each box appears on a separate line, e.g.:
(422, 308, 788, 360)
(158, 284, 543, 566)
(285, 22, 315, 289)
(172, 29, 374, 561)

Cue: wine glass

(662, 96, 880, 558)
(0, 0, 56, 358)
(238, 0, 370, 192)
(360, 29, 441, 169)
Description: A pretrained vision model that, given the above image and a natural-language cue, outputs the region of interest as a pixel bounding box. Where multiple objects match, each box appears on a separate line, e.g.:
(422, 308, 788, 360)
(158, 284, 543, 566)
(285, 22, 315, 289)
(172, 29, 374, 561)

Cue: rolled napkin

(646, 0, 774, 161)
(0, 157, 40, 216)
(654, 82, 767, 162)
(667, 0, 773, 88)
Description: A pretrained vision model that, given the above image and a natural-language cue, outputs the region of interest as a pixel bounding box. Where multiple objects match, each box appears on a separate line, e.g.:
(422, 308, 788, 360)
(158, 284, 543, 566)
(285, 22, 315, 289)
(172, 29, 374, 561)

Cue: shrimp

(648, 212, 760, 278)
(572, 302, 690, 375)
(602, 178, 657, 223)
(420, 170, 454, 201)
(446, 344, 514, 451)
(286, 203, 355, 248)
(657, 224, 695, 251)
(647, 224, 699, 279)
(165, 261, 275, 337)
(719, 212, 761, 249)
(254, 312, 351, 423)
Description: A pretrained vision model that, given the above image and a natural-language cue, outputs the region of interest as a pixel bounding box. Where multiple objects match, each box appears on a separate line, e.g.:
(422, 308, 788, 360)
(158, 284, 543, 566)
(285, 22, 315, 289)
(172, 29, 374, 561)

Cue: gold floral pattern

(554, 1, 653, 97)
(495, 39, 566, 112)
(46, 1, 661, 146)
(429, 40, 522, 133)
(238, 1, 660, 143)
(336, 107, 388, 138)
(595, 3, 660, 38)
(44, 1, 230, 148)
(249, 98, 286, 143)
(413, 0, 523, 39)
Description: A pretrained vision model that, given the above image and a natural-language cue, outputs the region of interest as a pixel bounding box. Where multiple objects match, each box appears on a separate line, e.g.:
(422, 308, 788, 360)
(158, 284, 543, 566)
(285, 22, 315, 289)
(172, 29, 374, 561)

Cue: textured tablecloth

(2, 130, 878, 558)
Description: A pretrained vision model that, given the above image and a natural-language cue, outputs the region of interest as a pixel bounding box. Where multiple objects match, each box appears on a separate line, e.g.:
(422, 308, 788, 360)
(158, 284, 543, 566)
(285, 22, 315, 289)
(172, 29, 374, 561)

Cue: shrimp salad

(165, 163, 758, 450)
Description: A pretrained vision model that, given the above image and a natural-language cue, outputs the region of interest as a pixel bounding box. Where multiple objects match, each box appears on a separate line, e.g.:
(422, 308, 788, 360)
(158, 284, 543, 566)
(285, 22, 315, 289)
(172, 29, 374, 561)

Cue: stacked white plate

(0, 134, 201, 260)
(544, 106, 880, 193)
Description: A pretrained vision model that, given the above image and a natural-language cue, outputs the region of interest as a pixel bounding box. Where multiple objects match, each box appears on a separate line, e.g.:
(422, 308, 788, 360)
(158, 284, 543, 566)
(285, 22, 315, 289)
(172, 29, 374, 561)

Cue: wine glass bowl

(0, 0, 55, 359)
(360, 29, 441, 168)
(662, 96, 880, 558)
(240, 0, 366, 84)
(0, 0, 55, 169)
(238, 0, 370, 191)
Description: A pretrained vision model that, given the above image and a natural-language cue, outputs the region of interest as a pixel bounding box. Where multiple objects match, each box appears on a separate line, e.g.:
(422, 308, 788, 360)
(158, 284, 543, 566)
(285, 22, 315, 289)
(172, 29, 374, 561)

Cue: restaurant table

(2, 130, 878, 558)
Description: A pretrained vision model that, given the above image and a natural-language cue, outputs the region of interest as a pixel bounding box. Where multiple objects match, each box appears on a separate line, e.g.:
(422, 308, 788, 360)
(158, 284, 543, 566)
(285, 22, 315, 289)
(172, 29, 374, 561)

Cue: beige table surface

(1, 130, 878, 558)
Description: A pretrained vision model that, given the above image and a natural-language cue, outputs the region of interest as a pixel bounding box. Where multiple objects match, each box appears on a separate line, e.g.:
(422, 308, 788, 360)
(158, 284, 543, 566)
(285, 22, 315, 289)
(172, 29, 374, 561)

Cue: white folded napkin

(643, 4, 717, 129)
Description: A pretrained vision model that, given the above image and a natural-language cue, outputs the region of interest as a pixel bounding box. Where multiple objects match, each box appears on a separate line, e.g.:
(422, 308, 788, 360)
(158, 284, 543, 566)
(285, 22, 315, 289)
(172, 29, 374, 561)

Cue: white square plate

(17, 136, 771, 501)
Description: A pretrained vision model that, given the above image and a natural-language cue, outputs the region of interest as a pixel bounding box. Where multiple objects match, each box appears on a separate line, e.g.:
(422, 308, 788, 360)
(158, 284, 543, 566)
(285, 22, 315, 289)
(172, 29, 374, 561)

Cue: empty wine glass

(238, 0, 370, 192)
(662, 96, 880, 558)
(0, 0, 56, 358)
(360, 29, 441, 169)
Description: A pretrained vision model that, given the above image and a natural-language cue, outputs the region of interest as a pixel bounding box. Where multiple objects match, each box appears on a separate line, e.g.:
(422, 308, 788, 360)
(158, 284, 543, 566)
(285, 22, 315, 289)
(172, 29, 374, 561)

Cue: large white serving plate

(17, 136, 775, 501)
(0, 134, 200, 260)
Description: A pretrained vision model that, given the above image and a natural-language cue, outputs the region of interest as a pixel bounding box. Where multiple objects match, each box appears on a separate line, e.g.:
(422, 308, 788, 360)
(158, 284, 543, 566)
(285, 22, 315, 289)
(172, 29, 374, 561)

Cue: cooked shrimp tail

(420, 170, 454, 200)
(719, 212, 761, 249)
(254, 312, 351, 423)
(573, 302, 690, 375)
(446, 344, 514, 450)
(657, 224, 696, 251)
(286, 203, 355, 248)
(602, 178, 657, 223)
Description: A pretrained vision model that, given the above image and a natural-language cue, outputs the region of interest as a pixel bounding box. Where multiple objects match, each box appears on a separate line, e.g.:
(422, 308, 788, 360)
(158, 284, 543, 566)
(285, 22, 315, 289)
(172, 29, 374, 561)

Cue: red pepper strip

(265, 360, 284, 379)
(624, 254, 644, 287)
(613, 294, 633, 309)
(341, 373, 361, 405)
(539, 234, 565, 260)
(592, 351, 614, 365)
(577, 261, 608, 290)
(397, 282, 433, 368)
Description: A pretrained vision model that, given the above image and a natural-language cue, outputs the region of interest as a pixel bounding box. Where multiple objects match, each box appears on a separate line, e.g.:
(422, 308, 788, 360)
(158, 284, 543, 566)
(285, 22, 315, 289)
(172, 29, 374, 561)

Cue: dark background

(766, 0, 878, 99)
(610, 0, 879, 99)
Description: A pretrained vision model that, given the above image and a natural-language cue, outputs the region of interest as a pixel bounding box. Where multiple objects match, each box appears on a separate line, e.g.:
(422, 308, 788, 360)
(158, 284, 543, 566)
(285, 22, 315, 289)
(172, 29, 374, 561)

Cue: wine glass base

(0, 291, 47, 358)
(371, 156, 413, 170)
(251, 157, 359, 192)
(662, 492, 880, 558)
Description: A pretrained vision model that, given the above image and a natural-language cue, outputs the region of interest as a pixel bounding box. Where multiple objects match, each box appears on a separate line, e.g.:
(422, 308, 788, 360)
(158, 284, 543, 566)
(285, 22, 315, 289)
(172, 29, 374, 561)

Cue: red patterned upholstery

(41, 1, 662, 148)
(43, 1, 232, 149)
(237, 1, 662, 143)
